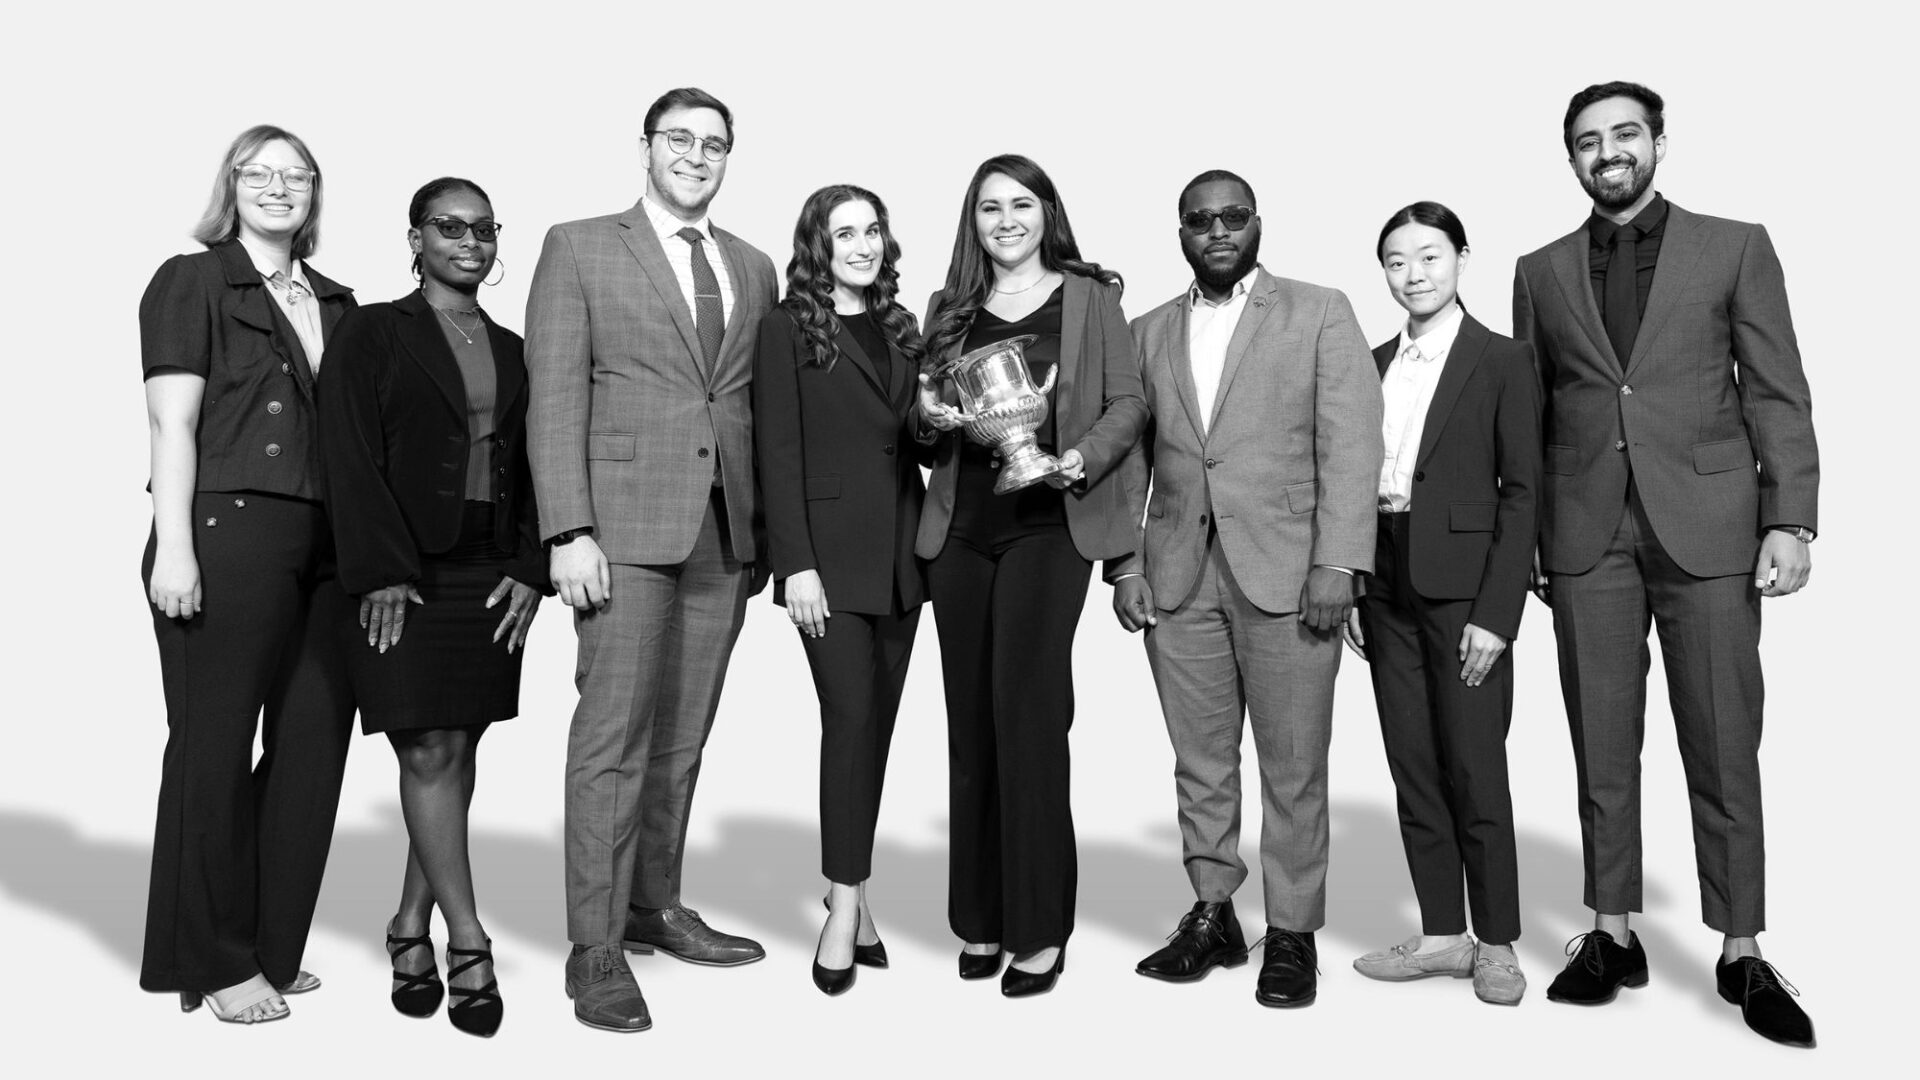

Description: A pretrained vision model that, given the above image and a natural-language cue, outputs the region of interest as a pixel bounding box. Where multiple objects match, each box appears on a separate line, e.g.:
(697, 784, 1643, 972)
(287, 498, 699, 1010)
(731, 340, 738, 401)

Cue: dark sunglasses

(423, 216, 502, 242)
(1180, 206, 1256, 235)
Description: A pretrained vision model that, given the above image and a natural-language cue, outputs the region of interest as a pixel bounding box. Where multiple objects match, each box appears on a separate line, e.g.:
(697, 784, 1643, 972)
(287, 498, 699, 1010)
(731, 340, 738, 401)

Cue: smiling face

(411, 188, 497, 295)
(1380, 222, 1467, 320)
(826, 198, 882, 308)
(643, 105, 729, 221)
(973, 173, 1046, 275)
(233, 138, 313, 247)
(1568, 95, 1665, 213)
(1179, 178, 1261, 292)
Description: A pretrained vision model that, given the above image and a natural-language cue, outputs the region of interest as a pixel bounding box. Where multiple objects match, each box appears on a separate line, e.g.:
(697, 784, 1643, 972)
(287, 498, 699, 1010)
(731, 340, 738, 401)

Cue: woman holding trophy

(753, 185, 930, 997)
(916, 154, 1147, 997)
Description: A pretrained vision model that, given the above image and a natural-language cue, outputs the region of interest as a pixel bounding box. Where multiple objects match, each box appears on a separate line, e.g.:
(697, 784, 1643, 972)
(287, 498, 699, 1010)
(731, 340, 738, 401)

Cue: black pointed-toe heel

(445, 941, 503, 1037)
(821, 896, 890, 968)
(386, 921, 445, 1018)
(1001, 947, 1065, 998)
(958, 946, 1005, 981)
(812, 958, 856, 996)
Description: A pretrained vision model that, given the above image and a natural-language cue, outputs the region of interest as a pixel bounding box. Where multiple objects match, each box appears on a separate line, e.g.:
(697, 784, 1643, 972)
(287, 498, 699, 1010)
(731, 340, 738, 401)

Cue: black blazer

(1370, 311, 1542, 640)
(139, 239, 356, 501)
(318, 291, 546, 597)
(751, 305, 927, 616)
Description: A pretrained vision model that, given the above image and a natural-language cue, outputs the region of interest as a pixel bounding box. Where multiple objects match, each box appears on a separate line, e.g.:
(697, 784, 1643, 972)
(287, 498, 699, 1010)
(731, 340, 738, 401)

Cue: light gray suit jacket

(525, 200, 778, 565)
(1117, 269, 1383, 614)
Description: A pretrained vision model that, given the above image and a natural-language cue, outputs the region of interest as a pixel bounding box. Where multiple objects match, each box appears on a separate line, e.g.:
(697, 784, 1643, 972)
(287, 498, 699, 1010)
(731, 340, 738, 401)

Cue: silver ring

(503, 610, 519, 621)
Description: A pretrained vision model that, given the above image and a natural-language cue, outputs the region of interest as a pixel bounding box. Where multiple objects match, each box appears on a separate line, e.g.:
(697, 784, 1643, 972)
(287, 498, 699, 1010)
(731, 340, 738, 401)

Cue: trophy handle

(1034, 364, 1058, 395)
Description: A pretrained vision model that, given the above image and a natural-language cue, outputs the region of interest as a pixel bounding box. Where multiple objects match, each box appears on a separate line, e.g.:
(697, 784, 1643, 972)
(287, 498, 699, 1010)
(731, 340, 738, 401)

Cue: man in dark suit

(526, 87, 779, 1033)
(1513, 81, 1818, 1047)
(1114, 170, 1382, 1009)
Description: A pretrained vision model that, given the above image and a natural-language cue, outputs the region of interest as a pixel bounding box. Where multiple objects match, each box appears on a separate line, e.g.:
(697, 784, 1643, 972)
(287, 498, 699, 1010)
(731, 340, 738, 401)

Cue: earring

(484, 256, 506, 287)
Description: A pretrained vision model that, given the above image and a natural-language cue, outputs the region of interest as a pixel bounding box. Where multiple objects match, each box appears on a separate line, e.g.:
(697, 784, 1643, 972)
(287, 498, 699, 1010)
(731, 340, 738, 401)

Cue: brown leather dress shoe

(565, 944, 651, 1033)
(623, 904, 766, 966)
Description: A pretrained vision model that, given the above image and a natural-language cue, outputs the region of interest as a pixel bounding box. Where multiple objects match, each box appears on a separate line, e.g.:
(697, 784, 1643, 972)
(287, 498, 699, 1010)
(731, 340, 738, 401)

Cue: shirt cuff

(1314, 564, 1357, 576)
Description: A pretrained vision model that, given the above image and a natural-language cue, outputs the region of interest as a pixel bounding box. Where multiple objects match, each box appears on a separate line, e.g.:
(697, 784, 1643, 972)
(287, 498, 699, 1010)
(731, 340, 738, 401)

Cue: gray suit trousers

(1551, 484, 1765, 936)
(1145, 537, 1340, 930)
(563, 496, 750, 944)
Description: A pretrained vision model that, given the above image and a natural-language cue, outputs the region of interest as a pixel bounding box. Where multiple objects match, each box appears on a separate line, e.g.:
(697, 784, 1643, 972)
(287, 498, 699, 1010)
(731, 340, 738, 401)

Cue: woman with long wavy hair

(915, 154, 1147, 997)
(752, 184, 929, 996)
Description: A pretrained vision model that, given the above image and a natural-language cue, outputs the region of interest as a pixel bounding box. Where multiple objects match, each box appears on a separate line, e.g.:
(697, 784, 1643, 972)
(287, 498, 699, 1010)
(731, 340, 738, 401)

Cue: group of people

(135, 80, 1819, 1051)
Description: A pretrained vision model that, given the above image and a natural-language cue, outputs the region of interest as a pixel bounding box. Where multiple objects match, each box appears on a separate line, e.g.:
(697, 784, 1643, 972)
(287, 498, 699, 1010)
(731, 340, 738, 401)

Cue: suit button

(205, 517, 218, 527)
(1199, 514, 1208, 525)
(495, 438, 507, 450)
(707, 392, 716, 403)
(1620, 384, 1633, 395)
(1615, 440, 1627, 451)
(233, 498, 246, 508)
(1413, 470, 1425, 481)
(498, 465, 509, 475)
(1205, 457, 1217, 469)
(266, 400, 283, 415)
(697, 447, 709, 458)
(265, 443, 281, 457)
(883, 444, 896, 455)
(498, 492, 508, 502)
(280, 362, 291, 374)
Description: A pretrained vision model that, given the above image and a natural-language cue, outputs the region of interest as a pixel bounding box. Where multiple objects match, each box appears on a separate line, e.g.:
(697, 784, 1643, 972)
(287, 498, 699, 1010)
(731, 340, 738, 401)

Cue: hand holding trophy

(930, 334, 1061, 494)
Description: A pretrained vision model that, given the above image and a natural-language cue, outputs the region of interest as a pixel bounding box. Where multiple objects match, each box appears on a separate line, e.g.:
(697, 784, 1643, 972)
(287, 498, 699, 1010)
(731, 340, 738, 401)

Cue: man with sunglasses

(525, 86, 778, 1033)
(1112, 171, 1381, 1008)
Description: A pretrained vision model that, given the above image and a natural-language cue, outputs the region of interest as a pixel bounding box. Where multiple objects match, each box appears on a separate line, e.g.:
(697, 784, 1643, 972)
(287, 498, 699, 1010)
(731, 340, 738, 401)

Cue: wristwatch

(546, 526, 594, 549)
(1773, 525, 1815, 544)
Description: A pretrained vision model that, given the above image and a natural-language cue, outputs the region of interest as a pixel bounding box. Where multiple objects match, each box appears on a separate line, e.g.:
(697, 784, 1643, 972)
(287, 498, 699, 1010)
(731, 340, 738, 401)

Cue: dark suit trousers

(801, 605, 920, 884)
(139, 492, 355, 992)
(564, 490, 750, 944)
(1359, 512, 1521, 944)
(928, 479, 1089, 953)
(1550, 482, 1765, 935)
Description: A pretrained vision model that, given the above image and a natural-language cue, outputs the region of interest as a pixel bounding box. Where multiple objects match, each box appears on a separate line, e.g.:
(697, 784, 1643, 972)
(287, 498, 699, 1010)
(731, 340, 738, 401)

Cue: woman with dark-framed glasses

(319, 177, 548, 1037)
(915, 154, 1146, 997)
(138, 124, 357, 1024)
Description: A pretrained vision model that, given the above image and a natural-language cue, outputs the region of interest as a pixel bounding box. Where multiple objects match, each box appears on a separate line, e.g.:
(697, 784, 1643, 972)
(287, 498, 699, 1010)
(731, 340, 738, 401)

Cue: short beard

(1185, 231, 1261, 292)
(1582, 156, 1656, 212)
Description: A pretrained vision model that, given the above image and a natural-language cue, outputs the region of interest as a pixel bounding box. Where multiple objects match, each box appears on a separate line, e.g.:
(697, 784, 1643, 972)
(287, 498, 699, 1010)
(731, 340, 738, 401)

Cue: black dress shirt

(1586, 192, 1668, 324)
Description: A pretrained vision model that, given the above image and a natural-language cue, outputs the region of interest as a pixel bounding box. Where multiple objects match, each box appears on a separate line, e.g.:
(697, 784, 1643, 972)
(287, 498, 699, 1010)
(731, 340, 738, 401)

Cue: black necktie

(1603, 221, 1640, 365)
(676, 227, 724, 370)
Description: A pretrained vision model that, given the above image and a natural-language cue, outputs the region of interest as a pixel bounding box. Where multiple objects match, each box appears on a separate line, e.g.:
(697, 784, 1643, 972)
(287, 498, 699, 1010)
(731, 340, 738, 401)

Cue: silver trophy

(933, 334, 1060, 494)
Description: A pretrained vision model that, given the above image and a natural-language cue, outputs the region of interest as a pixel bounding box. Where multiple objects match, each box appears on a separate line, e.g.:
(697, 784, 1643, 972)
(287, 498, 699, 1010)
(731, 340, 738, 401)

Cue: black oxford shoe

(1137, 899, 1249, 982)
(1546, 930, 1648, 1005)
(1717, 956, 1814, 1048)
(1253, 928, 1317, 1008)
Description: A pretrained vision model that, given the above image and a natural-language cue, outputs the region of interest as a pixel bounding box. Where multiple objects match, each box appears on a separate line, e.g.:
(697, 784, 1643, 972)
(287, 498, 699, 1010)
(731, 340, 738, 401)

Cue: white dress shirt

(1377, 303, 1464, 512)
(1186, 266, 1260, 435)
(244, 246, 325, 373)
(642, 193, 736, 330)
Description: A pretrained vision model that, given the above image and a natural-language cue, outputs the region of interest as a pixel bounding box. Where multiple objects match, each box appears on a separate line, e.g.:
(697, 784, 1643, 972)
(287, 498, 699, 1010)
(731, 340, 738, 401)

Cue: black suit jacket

(751, 305, 927, 616)
(318, 291, 546, 597)
(1370, 312, 1541, 640)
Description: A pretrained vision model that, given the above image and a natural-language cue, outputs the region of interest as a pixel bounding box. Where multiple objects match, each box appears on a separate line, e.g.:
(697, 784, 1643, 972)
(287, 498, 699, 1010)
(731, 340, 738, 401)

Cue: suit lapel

(1166, 300, 1205, 441)
(395, 292, 470, 421)
(1624, 203, 1704, 380)
(617, 203, 706, 377)
(833, 320, 887, 401)
(1209, 271, 1279, 433)
(712, 230, 753, 384)
(1054, 275, 1086, 428)
(1546, 229, 1621, 377)
(218, 241, 317, 399)
(1414, 313, 1488, 469)
(485, 310, 525, 426)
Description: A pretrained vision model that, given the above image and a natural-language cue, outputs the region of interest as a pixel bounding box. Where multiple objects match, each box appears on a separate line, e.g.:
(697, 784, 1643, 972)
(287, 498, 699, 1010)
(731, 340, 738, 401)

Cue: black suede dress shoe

(1137, 899, 1249, 982)
(623, 904, 765, 966)
(1546, 930, 1648, 1005)
(565, 944, 651, 1033)
(958, 947, 1004, 980)
(1253, 928, 1317, 1008)
(1001, 947, 1065, 998)
(1716, 957, 1815, 1048)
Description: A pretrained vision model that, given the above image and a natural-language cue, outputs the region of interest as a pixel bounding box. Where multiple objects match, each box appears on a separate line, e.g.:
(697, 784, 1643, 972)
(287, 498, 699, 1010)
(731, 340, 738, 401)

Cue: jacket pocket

(805, 474, 842, 500)
(1692, 437, 1755, 475)
(587, 433, 636, 461)
(1449, 501, 1498, 532)
(1544, 444, 1577, 475)
(1285, 480, 1317, 514)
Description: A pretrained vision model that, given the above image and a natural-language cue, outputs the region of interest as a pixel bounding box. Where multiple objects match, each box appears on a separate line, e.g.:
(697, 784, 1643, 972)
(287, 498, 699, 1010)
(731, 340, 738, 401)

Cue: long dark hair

(923, 154, 1119, 366)
(1375, 200, 1469, 263)
(408, 176, 493, 281)
(781, 185, 924, 370)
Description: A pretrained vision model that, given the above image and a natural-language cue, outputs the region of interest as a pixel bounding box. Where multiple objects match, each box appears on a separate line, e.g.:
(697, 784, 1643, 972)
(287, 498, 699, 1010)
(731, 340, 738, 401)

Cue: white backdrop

(1, 2, 1905, 1076)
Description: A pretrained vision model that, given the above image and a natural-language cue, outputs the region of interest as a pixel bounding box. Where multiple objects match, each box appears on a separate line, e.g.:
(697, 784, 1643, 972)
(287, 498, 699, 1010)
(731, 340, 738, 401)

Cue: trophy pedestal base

(993, 444, 1061, 495)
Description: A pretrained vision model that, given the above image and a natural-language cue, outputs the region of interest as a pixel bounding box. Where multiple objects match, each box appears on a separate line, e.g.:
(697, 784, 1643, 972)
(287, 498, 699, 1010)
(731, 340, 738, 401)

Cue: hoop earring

(484, 256, 506, 287)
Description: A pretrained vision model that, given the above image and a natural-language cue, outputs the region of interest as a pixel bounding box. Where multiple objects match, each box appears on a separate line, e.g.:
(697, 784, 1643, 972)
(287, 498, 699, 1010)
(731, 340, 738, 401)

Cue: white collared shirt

(244, 246, 325, 373)
(1186, 266, 1261, 435)
(642, 193, 736, 331)
(1378, 303, 1464, 511)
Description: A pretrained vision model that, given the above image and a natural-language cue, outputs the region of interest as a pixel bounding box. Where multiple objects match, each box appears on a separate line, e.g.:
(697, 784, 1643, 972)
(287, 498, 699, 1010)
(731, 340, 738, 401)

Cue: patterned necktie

(676, 227, 724, 369)
(1603, 220, 1640, 365)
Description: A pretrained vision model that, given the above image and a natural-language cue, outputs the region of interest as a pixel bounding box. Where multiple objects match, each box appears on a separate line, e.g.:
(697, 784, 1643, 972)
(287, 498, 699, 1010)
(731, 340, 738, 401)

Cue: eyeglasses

(1180, 206, 1256, 235)
(423, 216, 503, 242)
(234, 164, 317, 192)
(647, 128, 731, 163)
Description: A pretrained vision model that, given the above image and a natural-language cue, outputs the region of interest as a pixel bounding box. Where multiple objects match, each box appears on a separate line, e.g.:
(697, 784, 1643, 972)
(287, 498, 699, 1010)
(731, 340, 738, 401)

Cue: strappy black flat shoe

(445, 940, 503, 1037)
(386, 919, 445, 1018)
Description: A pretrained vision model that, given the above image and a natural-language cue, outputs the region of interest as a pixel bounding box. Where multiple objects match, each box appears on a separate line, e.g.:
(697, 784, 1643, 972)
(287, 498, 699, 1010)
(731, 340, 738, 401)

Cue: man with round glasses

(1112, 169, 1381, 1009)
(525, 86, 778, 1033)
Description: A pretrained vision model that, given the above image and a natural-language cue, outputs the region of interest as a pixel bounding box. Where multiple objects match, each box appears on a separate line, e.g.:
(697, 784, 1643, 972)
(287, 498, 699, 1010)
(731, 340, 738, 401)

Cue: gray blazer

(525, 200, 778, 565)
(1117, 269, 1383, 614)
(1512, 201, 1818, 577)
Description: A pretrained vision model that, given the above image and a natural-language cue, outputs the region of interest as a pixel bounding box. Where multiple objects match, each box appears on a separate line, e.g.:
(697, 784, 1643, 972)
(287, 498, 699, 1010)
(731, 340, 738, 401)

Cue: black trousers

(801, 606, 921, 884)
(140, 492, 355, 992)
(928, 470, 1089, 953)
(1358, 511, 1521, 944)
